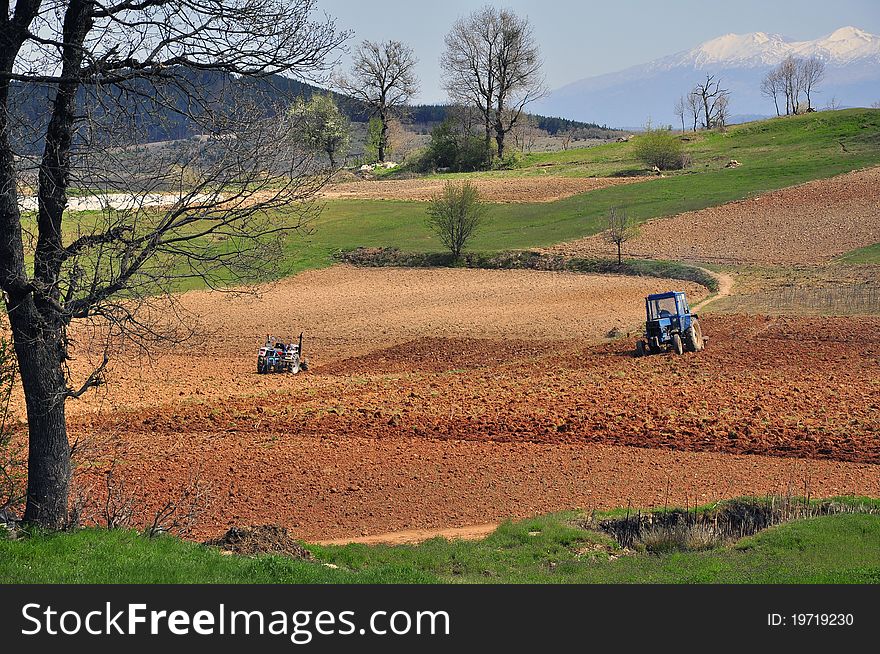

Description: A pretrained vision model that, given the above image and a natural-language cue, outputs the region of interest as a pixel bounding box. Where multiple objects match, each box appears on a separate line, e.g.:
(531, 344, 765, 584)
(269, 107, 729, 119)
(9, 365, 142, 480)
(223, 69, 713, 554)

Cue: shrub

(632, 125, 688, 170)
(416, 119, 492, 173)
(425, 181, 487, 259)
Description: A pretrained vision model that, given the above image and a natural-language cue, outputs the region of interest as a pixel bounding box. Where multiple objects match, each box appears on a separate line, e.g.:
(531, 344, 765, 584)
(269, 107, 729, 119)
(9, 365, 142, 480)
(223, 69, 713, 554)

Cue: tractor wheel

(300, 360, 309, 372)
(635, 341, 646, 358)
(257, 358, 265, 374)
(672, 333, 684, 355)
(691, 320, 706, 352)
(686, 320, 704, 352)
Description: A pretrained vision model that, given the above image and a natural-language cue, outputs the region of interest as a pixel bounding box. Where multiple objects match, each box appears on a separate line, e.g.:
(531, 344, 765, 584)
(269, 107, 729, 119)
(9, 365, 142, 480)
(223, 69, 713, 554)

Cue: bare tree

(560, 129, 574, 151)
(603, 207, 638, 265)
(426, 181, 487, 259)
(0, 0, 347, 529)
(778, 55, 802, 115)
(674, 96, 686, 133)
(511, 113, 541, 153)
(442, 6, 546, 162)
(761, 68, 784, 116)
(693, 75, 731, 130)
(800, 57, 826, 111)
(336, 40, 419, 163)
(686, 91, 701, 132)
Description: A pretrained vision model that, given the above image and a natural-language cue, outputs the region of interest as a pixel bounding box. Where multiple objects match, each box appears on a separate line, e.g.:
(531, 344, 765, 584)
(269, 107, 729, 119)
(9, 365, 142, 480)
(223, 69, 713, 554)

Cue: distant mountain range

(537, 27, 880, 129)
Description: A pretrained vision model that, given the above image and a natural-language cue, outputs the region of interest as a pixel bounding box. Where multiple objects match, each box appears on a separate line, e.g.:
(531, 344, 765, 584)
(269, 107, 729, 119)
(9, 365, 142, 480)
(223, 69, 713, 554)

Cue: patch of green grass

(0, 528, 435, 584)
(836, 242, 880, 264)
(277, 109, 880, 277)
(31, 109, 880, 288)
(3, 500, 879, 584)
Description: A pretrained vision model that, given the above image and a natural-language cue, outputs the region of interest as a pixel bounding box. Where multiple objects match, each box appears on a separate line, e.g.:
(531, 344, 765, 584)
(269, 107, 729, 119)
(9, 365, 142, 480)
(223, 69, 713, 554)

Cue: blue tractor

(635, 291, 705, 357)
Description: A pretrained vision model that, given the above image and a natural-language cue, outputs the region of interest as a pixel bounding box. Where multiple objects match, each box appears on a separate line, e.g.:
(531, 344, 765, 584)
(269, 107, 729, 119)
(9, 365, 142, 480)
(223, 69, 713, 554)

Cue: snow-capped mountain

(537, 27, 880, 128)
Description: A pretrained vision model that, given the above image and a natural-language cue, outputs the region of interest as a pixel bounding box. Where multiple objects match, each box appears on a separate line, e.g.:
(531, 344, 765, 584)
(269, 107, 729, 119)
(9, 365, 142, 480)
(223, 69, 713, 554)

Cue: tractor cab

(636, 291, 705, 357)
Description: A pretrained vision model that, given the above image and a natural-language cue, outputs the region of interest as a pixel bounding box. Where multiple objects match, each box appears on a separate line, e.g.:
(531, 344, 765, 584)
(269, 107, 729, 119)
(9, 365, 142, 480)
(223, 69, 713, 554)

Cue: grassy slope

(275, 109, 880, 276)
(3, 508, 879, 584)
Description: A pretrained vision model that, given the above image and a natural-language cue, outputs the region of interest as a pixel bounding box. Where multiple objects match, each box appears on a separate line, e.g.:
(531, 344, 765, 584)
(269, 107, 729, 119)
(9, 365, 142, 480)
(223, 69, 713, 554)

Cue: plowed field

(321, 175, 646, 203)
(46, 267, 880, 542)
(548, 167, 880, 264)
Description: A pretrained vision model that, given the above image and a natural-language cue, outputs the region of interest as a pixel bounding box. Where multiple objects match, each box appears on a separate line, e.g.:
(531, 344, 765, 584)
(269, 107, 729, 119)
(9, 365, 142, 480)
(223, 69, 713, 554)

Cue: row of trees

(672, 55, 828, 132)
(674, 75, 732, 132)
(761, 55, 825, 116)
(339, 5, 545, 166)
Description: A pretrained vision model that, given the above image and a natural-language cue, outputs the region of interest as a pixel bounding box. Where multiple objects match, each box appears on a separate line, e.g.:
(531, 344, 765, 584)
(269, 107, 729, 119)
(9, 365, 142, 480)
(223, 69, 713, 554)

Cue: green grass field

(36, 109, 879, 290)
(270, 109, 880, 277)
(3, 503, 879, 584)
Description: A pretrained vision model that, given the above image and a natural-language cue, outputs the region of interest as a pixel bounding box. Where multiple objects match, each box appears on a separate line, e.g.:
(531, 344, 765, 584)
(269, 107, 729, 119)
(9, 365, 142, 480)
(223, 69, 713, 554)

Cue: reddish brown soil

(548, 167, 880, 264)
(321, 175, 647, 203)
(64, 311, 880, 541)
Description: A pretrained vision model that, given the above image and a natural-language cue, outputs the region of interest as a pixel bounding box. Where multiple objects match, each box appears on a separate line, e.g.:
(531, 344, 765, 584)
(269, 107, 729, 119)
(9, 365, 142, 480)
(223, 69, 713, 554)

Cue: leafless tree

(686, 90, 701, 132)
(0, 0, 348, 529)
(761, 68, 785, 116)
(511, 113, 542, 153)
(673, 96, 686, 133)
(441, 5, 546, 161)
(560, 129, 574, 151)
(336, 40, 419, 163)
(800, 57, 825, 111)
(778, 55, 802, 115)
(603, 207, 638, 265)
(693, 75, 731, 130)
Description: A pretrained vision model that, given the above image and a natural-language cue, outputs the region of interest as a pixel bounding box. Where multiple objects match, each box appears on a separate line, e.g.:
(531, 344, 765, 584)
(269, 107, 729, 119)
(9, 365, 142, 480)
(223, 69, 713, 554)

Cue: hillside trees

(441, 6, 546, 162)
(0, 0, 347, 528)
(762, 55, 826, 115)
(337, 40, 419, 163)
(693, 75, 731, 130)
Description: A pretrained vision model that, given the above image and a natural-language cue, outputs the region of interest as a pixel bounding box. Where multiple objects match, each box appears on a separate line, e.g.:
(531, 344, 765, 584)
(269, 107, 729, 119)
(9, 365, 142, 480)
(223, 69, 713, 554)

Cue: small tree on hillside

(674, 96, 686, 133)
(426, 181, 487, 259)
(603, 207, 638, 265)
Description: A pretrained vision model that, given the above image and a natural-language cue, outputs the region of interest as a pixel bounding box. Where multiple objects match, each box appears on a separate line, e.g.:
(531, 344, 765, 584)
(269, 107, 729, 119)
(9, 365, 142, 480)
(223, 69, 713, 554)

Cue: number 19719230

(768, 613, 854, 627)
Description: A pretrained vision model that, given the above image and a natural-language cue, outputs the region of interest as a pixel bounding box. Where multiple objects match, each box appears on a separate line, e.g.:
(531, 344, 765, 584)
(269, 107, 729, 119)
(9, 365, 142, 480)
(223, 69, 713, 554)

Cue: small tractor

(634, 291, 706, 357)
(257, 333, 309, 374)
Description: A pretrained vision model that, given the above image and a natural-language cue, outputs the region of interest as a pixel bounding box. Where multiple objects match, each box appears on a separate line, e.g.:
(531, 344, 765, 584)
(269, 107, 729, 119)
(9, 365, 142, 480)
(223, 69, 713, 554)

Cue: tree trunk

(377, 112, 388, 163)
(773, 96, 780, 116)
(8, 299, 71, 529)
(617, 242, 622, 265)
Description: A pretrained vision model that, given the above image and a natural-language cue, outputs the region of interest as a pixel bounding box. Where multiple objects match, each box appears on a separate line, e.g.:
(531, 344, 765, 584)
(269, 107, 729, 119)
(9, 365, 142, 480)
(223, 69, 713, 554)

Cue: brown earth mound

(205, 525, 313, 559)
(547, 167, 880, 264)
(321, 175, 647, 203)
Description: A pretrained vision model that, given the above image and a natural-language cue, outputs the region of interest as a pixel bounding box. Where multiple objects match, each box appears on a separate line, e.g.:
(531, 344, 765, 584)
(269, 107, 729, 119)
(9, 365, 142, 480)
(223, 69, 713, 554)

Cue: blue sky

(319, 0, 880, 103)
